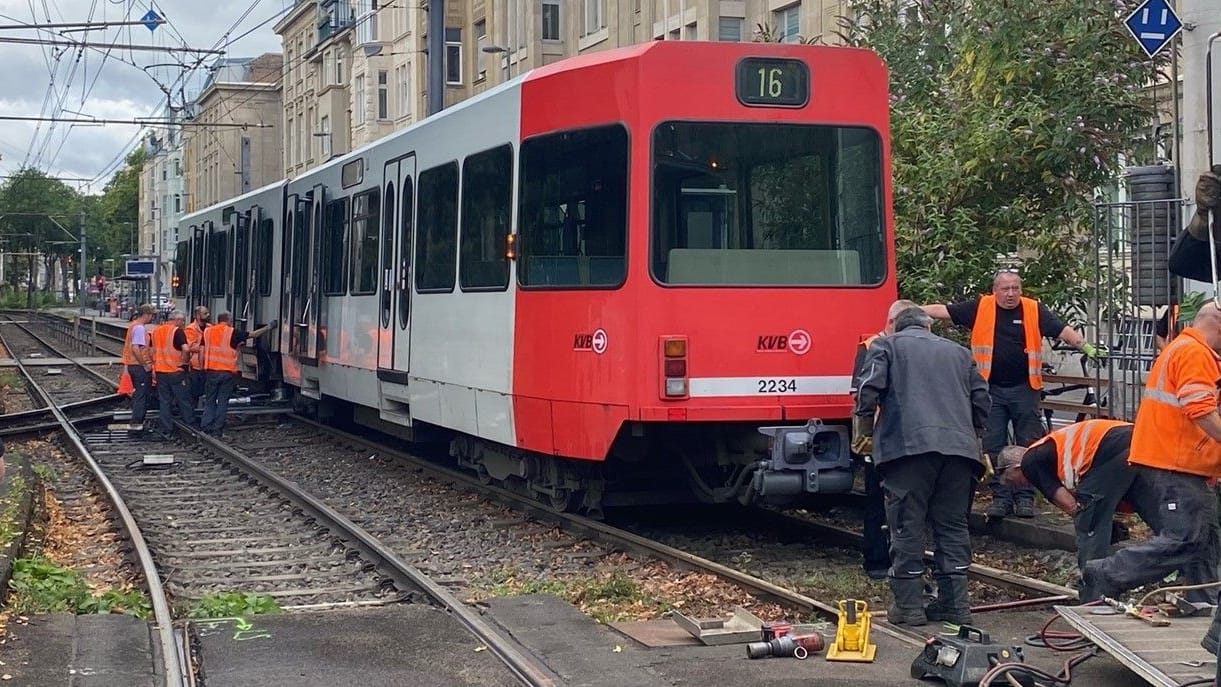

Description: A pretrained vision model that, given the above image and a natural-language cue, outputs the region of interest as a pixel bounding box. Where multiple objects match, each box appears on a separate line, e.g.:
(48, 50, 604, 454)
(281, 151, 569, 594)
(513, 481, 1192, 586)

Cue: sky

(0, 0, 287, 193)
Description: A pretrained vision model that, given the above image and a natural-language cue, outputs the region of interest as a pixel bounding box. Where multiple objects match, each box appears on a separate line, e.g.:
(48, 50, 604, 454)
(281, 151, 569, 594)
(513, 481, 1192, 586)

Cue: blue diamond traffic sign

(141, 8, 162, 33)
(1124, 0, 1182, 58)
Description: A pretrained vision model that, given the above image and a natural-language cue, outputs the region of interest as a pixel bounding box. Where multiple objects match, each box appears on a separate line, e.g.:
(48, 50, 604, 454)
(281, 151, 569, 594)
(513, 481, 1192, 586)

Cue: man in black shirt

(924, 271, 1099, 518)
(1167, 167, 1221, 283)
(997, 421, 1161, 600)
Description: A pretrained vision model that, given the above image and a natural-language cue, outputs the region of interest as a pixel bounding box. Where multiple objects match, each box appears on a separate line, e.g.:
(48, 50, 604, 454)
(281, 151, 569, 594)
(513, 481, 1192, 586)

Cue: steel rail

(0, 412, 116, 437)
(292, 417, 929, 648)
(179, 425, 558, 687)
(0, 394, 122, 422)
(0, 328, 187, 687)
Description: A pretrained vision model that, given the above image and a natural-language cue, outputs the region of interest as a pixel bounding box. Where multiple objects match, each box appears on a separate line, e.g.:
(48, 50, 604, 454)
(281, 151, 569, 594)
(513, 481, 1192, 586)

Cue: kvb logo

(757, 334, 789, 352)
(787, 329, 811, 355)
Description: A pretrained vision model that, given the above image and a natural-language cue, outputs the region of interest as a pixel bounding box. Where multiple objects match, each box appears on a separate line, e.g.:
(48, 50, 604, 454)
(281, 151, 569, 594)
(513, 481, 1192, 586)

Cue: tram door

(189, 225, 205, 312)
(301, 184, 326, 361)
(378, 154, 415, 380)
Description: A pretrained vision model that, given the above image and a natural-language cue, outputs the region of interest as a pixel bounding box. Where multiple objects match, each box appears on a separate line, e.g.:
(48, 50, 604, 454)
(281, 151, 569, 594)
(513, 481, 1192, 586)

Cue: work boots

(986, 485, 1014, 519)
(887, 577, 929, 627)
(1013, 491, 1036, 518)
(924, 576, 972, 626)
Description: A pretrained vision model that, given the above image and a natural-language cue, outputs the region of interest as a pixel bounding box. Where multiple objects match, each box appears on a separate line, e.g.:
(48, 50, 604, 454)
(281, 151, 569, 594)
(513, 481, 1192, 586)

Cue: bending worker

(1083, 302, 1221, 606)
(200, 313, 276, 437)
(923, 271, 1101, 518)
(996, 420, 1160, 600)
(854, 307, 990, 627)
(849, 299, 920, 579)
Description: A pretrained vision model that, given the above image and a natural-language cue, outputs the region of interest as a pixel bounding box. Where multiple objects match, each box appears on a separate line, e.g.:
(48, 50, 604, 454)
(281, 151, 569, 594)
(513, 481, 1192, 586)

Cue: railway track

(0, 323, 557, 687)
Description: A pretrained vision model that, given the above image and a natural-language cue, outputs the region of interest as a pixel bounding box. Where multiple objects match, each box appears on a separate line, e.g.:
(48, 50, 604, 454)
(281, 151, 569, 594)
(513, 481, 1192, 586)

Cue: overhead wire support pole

(79, 210, 86, 316)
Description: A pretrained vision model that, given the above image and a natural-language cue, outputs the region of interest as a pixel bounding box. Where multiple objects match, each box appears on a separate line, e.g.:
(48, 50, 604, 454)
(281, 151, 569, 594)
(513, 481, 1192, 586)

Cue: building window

(174, 194, 181, 213)
(306, 106, 314, 159)
(460, 145, 512, 290)
(776, 5, 801, 43)
(543, 0, 561, 40)
(286, 117, 295, 166)
(475, 20, 487, 81)
(324, 51, 335, 86)
(377, 70, 389, 119)
(718, 17, 743, 41)
(445, 28, 462, 86)
(336, 47, 345, 85)
(320, 115, 332, 158)
(416, 161, 459, 292)
(355, 74, 367, 124)
(397, 64, 410, 118)
(584, 0, 605, 34)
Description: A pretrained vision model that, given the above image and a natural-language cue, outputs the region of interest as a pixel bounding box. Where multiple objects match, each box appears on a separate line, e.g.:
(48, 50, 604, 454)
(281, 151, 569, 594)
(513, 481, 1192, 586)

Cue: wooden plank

(1055, 606, 1216, 686)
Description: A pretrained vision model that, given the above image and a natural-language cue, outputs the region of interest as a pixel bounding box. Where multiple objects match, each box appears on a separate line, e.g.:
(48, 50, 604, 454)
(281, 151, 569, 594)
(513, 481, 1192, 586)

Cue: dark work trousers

(983, 383, 1046, 500)
(880, 452, 976, 581)
(127, 364, 152, 425)
(861, 460, 891, 574)
(1168, 228, 1211, 283)
(189, 369, 206, 410)
(201, 371, 238, 435)
(1072, 454, 1164, 575)
(1091, 466, 1219, 604)
(155, 370, 194, 435)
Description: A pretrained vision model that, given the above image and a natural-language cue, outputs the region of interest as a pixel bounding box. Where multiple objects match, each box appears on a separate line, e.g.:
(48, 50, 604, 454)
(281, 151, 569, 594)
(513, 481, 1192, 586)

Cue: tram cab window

(173, 240, 190, 298)
(517, 124, 628, 288)
(322, 197, 351, 295)
(350, 189, 381, 295)
(415, 162, 459, 292)
(256, 218, 273, 296)
(460, 144, 512, 290)
(651, 122, 886, 286)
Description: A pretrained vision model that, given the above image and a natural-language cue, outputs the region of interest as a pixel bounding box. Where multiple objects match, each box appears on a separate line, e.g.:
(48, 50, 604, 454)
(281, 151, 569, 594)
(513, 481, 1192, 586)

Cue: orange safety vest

(185, 321, 205, 371)
(1027, 420, 1131, 491)
(122, 320, 148, 366)
(1130, 327, 1221, 478)
(152, 325, 187, 373)
(202, 323, 239, 373)
(970, 295, 1044, 390)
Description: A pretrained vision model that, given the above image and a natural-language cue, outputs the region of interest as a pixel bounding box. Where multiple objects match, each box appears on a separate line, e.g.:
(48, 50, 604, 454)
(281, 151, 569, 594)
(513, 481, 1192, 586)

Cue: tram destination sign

(736, 57, 809, 108)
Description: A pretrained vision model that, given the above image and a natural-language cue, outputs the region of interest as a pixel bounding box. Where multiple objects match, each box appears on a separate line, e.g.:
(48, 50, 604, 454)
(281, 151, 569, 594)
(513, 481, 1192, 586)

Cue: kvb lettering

(757, 335, 788, 351)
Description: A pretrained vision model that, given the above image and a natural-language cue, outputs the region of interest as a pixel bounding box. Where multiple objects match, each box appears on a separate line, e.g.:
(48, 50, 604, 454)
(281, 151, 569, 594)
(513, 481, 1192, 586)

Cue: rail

(0, 325, 188, 687)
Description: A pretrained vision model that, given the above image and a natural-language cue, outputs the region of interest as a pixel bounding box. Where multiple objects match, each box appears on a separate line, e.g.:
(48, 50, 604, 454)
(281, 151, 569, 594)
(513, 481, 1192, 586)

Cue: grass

(187, 592, 282, 619)
(0, 474, 28, 549)
(478, 567, 671, 623)
(8, 556, 152, 617)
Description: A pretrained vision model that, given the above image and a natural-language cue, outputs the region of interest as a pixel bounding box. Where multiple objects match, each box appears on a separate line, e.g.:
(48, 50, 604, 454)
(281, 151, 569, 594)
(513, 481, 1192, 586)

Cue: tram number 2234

(757, 378, 798, 394)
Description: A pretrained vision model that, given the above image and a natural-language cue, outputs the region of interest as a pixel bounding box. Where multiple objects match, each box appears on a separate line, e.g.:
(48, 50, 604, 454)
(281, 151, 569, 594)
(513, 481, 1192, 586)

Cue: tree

(0, 168, 82, 305)
(834, 0, 1162, 319)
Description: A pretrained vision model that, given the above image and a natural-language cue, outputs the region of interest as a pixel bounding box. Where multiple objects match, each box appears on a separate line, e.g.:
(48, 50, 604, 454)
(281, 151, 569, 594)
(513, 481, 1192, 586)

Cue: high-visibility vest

(122, 321, 147, 366)
(185, 321, 205, 371)
(1027, 419, 1131, 490)
(202, 324, 239, 373)
(152, 325, 187, 373)
(1130, 327, 1221, 478)
(970, 295, 1044, 390)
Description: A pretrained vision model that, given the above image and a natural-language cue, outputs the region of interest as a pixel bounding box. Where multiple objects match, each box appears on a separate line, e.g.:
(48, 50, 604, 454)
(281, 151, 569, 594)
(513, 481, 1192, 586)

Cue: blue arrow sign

(1123, 0, 1182, 58)
(141, 9, 162, 33)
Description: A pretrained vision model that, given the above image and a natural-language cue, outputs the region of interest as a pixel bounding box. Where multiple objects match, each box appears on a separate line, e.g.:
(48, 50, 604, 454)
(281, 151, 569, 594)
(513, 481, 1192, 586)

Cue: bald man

(1084, 303, 1221, 608)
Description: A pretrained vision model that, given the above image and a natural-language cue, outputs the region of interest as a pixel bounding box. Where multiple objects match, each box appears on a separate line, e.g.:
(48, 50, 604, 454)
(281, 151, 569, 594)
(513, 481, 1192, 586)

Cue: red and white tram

(175, 40, 897, 512)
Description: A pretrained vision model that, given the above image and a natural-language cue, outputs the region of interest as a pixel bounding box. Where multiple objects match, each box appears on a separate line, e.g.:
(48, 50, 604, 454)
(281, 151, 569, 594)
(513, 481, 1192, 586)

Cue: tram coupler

(753, 419, 853, 497)
(910, 625, 1028, 687)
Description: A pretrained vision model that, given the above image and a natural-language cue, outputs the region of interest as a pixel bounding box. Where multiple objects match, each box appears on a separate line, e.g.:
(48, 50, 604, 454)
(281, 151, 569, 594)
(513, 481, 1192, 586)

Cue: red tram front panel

(512, 42, 896, 461)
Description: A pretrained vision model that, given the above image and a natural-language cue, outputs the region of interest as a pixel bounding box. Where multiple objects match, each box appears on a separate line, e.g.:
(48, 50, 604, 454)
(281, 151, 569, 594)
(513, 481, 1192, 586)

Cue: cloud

(0, 0, 286, 189)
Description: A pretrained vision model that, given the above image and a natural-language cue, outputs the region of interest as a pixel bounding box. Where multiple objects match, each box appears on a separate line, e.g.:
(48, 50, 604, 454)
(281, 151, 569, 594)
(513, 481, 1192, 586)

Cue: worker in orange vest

(150, 310, 194, 439)
(184, 306, 211, 412)
(199, 312, 276, 436)
(923, 270, 1102, 518)
(997, 420, 1162, 599)
(850, 299, 919, 581)
(123, 304, 157, 433)
(1084, 303, 1221, 612)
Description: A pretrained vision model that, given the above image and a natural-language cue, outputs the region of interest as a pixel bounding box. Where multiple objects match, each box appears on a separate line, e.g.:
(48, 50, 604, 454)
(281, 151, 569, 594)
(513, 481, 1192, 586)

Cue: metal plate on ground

(609, 619, 701, 647)
(1054, 605, 1215, 686)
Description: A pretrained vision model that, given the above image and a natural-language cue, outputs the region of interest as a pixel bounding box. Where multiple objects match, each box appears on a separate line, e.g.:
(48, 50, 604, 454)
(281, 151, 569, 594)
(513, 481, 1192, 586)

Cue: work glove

(1081, 343, 1108, 365)
(1196, 166, 1221, 211)
(851, 414, 874, 457)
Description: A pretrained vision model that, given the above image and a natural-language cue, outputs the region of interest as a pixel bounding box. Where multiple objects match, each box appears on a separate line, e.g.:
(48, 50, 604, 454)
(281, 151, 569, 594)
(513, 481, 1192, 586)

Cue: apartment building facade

(137, 125, 186, 292)
(182, 53, 285, 212)
(275, 0, 840, 174)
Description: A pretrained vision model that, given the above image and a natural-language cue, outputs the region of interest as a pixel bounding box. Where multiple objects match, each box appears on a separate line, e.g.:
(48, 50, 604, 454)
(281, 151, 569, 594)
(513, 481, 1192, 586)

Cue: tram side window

(322, 197, 351, 295)
(415, 162, 459, 292)
(459, 144, 512, 290)
(209, 230, 229, 297)
(518, 124, 628, 288)
(173, 240, 190, 298)
(256, 218, 273, 296)
(350, 189, 381, 295)
(233, 213, 250, 300)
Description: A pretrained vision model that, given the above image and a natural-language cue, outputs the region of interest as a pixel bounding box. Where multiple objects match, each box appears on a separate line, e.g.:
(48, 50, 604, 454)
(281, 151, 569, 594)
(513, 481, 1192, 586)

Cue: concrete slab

(194, 604, 520, 687)
(0, 613, 158, 686)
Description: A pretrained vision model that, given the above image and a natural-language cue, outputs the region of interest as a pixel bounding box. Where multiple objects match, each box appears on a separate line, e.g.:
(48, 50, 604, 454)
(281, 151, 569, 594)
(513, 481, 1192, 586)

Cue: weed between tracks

(187, 592, 282, 619)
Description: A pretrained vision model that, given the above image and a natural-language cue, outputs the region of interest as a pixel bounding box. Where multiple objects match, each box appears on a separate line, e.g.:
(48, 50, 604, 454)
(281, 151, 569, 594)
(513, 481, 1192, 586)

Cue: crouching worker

(996, 420, 1162, 600)
(853, 307, 991, 626)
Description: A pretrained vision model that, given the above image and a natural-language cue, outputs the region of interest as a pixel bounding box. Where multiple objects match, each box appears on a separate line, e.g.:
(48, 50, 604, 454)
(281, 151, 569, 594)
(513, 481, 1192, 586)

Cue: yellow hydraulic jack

(826, 599, 877, 662)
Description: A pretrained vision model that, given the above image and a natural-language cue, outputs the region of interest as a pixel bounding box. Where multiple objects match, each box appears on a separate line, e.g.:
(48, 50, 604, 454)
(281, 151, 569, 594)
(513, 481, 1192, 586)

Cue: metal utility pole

(78, 210, 86, 315)
(427, 0, 444, 115)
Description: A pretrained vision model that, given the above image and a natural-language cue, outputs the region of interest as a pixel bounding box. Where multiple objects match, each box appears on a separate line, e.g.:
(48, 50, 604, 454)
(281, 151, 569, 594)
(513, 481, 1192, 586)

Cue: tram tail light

(660, 336, 689, 400)
(505, 233, 517, 260)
